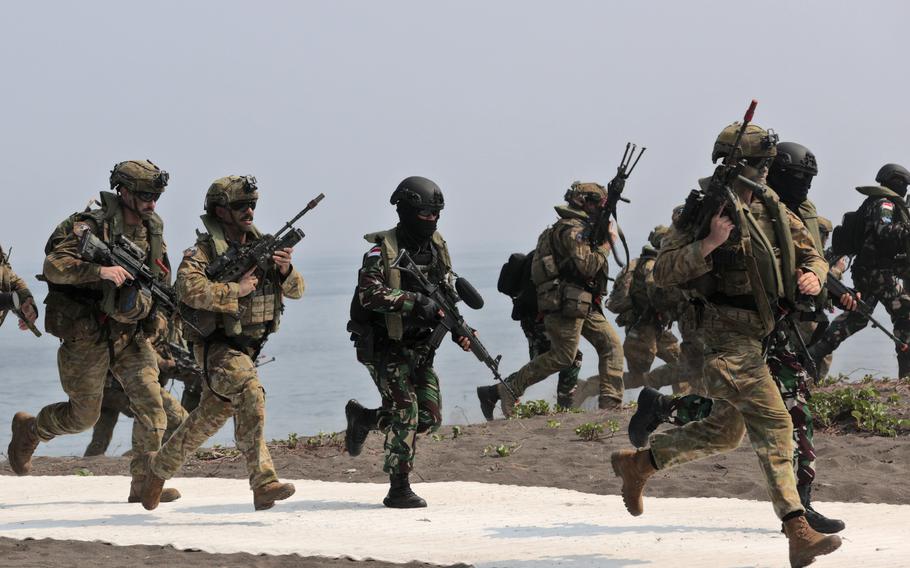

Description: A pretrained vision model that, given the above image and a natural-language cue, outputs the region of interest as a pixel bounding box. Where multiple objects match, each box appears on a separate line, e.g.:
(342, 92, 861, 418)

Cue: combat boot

(610, 448, 656, 516)
(383, 473, 427, 508)
(8, 412, 40, 476)
(253, 481, 296, 511)
(498, 378, 519, 418)
(129, 476, 181, 504)
(598, 396, 622, 411)
(476, 386, 499, 421)
(556, 394, 573, 409)
(799, 484, 845, 534)
(140, 452, 167, 510)
(782, 514, 842, 568)
(628, 387, 673, 448)
(345, 399, 370, 457)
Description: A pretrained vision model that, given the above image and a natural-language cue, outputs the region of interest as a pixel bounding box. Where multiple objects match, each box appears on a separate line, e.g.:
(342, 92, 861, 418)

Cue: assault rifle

(391, 249, 517, 399)
(166, 341, 203, 379)
(0, 291, 41, 337)
(591, 143, 646, 266)
(826, 275, 910, 352)
(205, 193, 324, 282)
(678, 100, 766, 239)
(76, 229, 197, 332)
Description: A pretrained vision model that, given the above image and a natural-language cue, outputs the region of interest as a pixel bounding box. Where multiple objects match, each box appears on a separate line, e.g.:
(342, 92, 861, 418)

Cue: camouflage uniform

(497, 193, 624, 410)
(149, 201, 305, 491)
(648, 176, 827, 520)
(520, 315, 583, 407)
(0, 245, 35, 329)
(350, 227, 453, 475)
(26, 186, 186, 477)
(811, 187, 910, 377)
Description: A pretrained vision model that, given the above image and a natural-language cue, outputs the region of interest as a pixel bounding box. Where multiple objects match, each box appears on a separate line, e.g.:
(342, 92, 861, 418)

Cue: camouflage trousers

(85, 376, 186, 457)
(520, 316, 583, 406)
(501, 309, 623, 406)
(813, 269, 910, 376)
(621, 322, 681, 391)
(649, 306, 803, 520)
(362, 343, 442, 475)
(151, 341, 277, 490)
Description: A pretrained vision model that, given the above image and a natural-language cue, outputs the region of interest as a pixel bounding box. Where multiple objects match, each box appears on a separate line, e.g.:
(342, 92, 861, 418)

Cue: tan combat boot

(498, 379, 519, 419)
(8, 412, 40, 476)
(253, 481, 296, 511)
(783, 514, 842, 568)
(129, 475, 181, 504)
(610, 448, 656, 516)
(140, 452, 167, 511)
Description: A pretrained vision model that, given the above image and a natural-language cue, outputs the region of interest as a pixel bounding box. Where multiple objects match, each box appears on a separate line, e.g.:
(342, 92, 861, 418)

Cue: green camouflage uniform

(500, 203, 624, 407)
(350, 227, 451, 474)
(149, 213, 305, 490)
(0, 246, 34, 329)
(34, 192, 186, 476)
(648, 179, 827, 520)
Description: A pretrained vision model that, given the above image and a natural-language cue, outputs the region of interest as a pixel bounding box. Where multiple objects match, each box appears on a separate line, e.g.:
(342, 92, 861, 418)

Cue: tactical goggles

(229, 199, 257, 211)
(134, 191, 162, 203)
(743, 156, 773, 170)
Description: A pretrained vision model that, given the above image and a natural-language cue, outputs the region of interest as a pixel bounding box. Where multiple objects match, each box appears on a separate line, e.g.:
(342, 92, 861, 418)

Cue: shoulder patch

(882, 201, 894, 210)
(183, 246, 198, 258)
(366, 245, 381, 257)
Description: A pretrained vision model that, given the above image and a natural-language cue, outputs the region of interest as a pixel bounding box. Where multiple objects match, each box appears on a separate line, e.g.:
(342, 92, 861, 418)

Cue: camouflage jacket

(536, 205, 611, 293)
(177, 219, 305, 342)
(0, 249, 33, 327)
(854, 187, 910, 271)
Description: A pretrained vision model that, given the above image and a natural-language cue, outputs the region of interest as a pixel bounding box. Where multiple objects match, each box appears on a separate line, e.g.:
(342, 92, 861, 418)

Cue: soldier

(0, 244, 39, 332)
(610, 123, 842, 567)
(345, 176, 473, 508)
(84, 321, 199, 457)
(808, 163, 910, 377)
(140, 175, 304, 512)
(477, 182, 624, 418)
(7, 160, 186, 504)
(606, 225, 685, 392)
(629, 141, 850, 535)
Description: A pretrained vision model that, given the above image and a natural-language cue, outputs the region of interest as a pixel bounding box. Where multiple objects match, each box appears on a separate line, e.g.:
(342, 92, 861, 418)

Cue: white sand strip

(0, 476, 906, 567)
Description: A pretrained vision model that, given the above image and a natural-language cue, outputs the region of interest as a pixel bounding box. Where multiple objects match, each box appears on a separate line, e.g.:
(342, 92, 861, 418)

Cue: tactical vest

(43, 191, 166, 338)
(797, 200, 824, 255)
(189, 214, 285, 339)
(859, 186, 910, 266)
(688, 179, 796, 335)
(361, 228, 452, 341)
(530, 206, 608, 291)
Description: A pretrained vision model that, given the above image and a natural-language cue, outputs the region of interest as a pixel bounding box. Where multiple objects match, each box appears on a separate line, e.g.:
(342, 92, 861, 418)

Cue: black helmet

(767, 141, 817, 206)
(875, 163, 910, 196)
(390, 176, 445, 212)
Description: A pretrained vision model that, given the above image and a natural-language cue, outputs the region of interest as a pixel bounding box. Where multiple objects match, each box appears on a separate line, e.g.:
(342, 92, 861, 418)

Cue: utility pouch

(44, 292, 99, 340)
(180, 305, 217, 339)
(540, 254, 559, 279)
(561, 283, 593, 318)
(535, 279, 562, 313)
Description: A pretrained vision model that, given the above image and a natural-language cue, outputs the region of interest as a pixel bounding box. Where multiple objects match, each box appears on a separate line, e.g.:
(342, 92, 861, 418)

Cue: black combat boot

(383, 473, 427, 508)
(345, 399, 371, 457)
(799, 484, 845, 534)
(806, 341, 834, 378)
(628, 387, 673, 448)
(476, 385, 499, 421)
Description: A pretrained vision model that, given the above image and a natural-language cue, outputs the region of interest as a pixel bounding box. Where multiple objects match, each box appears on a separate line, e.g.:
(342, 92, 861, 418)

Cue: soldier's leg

(85, 378, 132, 457)
(112, 338, 169, 478)
(413, 363, 442, 436)
(581, 310, 624, 408)
(161, 387, 188, 443)
(36, 336, 111, 440)
(622, 324, 658, 389)
(233, 376, 278, 490)
(499, 313, 583, 400)
(881, 291, 910, 377)
(556, 350, 583, 408)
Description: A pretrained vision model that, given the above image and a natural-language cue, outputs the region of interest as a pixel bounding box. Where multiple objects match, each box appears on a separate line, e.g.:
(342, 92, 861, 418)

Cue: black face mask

(768, 170, 812, 206)
(397, 204, 439, 241)
(885, 180, 909, 198)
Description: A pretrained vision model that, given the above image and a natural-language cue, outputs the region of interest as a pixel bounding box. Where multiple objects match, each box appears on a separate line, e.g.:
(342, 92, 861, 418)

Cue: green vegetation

(810, 378, 910, 437)
(512, 399, 584, 419)
(483, 443, 519, 458)
(574, 422, 605, 441)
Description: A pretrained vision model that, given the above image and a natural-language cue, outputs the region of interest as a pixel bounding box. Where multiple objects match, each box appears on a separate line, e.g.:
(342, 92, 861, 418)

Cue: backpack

(606, 258, 639, 315)
(830, 209, 865, 257)
(498, 251, 537, 320)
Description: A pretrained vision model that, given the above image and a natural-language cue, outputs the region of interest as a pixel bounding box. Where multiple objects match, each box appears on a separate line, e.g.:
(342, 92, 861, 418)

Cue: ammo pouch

(535, 279, 562, 313)
(180, 305, 217, 339)
(347, 320, 375, 363)
(44, 286, 103, 340)
(560, 283, 593, 318)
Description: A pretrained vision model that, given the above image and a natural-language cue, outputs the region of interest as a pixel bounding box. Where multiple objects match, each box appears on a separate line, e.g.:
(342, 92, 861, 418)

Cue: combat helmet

(564, 181, 608, 209)
(648, 225, 669, 249)
(204, 175, 259, 212)
(875, 163, 910, 196)
(390, 176, 445, 212)
(768, 142, 818, 204)
(110, 159, 169, 193)
(712, 123, 779, 163)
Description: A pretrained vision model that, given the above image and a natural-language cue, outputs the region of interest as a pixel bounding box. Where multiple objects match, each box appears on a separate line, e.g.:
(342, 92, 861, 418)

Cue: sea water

(0, 251, 897, 458)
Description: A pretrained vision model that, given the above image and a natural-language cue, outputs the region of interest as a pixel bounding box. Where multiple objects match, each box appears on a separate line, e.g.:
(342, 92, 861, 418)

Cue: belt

(708, 293, 758, 312)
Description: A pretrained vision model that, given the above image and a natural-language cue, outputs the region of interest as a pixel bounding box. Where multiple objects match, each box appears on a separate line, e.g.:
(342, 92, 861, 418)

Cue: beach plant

(74, 468, 93, 476)
(451, 426, 463, 439)
(605, 419, 621, 436)
(305, 431, 342, 448)
(810, 382, 910, 437)
(431, 433, 445, 442)
(512, 399, 551, 419)
(575, 422, 605, 441)
(546, 419, 561, 429)
(482, 443, 518, 457)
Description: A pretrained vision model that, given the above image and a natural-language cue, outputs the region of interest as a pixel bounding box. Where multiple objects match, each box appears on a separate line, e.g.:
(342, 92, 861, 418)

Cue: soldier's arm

(557, 224, 609, 279)
(279, 267, 306, 299)
(870, 198, 909, 242)
(788, 209, 828, 288)
(6, 266, 34, 303)
(357, 247, 416, 314)
(43, 220, 103, 285)
(653, 223, 711, 287)
(176, 244, 242, 313)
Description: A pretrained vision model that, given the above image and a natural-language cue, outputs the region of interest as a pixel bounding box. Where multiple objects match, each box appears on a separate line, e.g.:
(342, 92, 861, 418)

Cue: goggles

(229, 199, 257, 211)
(134, 191, 162, 203)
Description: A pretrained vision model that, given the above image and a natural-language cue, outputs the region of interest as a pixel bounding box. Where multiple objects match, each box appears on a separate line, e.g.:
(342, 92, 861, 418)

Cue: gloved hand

(411, 292, 443, 323)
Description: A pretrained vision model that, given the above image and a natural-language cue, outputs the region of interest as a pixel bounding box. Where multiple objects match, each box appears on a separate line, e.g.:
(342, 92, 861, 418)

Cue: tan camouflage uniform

(648, 184, 827, 520)
(0, 245, 34, 328)
(149, 219, 305, 491)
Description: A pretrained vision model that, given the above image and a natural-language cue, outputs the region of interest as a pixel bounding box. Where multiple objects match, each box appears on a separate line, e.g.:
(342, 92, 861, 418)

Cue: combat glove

(411, 293, 443, 323)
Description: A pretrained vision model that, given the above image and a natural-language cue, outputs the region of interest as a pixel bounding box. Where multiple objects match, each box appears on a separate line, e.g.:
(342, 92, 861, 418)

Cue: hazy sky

(1, 1, 908, 264)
